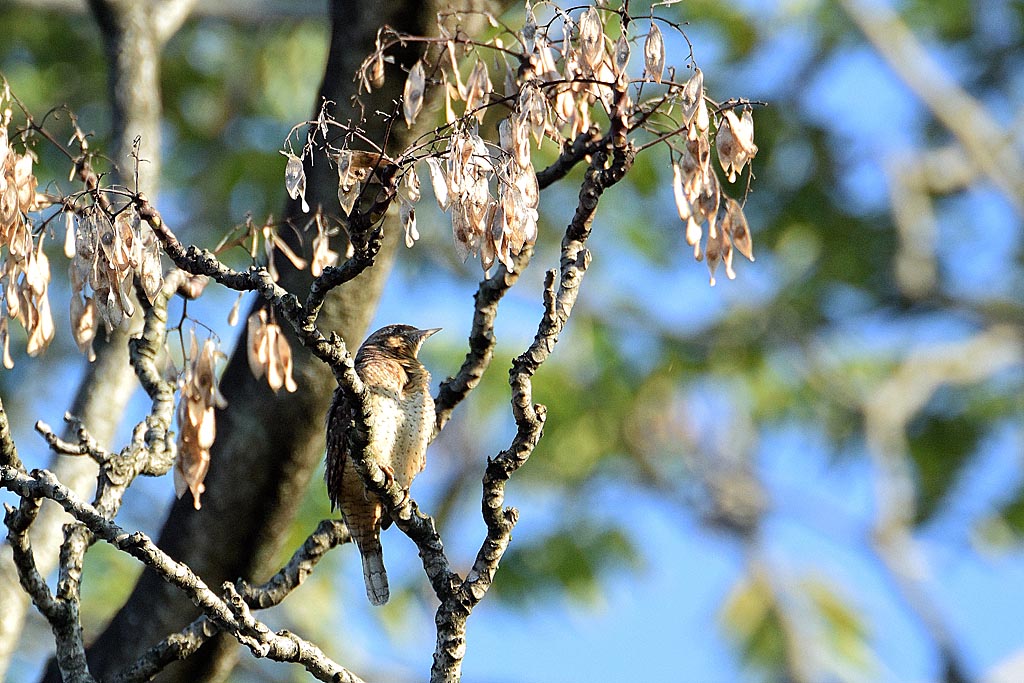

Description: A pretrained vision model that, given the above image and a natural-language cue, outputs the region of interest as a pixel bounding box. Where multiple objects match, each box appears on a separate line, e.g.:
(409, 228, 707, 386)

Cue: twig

(433, 247, 531, 436)
(0, 397, 22, 472)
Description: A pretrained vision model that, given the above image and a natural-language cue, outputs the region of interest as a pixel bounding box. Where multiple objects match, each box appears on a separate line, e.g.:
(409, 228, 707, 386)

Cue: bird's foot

(380, 463, 396, 487)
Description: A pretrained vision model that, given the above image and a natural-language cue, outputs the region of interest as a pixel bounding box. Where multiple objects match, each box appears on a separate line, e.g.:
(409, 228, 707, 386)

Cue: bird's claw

(380, 464, 396, 487)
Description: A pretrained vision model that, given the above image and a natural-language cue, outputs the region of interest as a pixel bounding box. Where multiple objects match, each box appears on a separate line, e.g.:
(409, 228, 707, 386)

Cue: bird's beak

(414, 328, 442, 345)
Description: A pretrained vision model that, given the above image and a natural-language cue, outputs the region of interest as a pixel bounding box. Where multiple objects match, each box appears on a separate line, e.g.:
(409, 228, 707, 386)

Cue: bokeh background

(2, 0, 1023, 681)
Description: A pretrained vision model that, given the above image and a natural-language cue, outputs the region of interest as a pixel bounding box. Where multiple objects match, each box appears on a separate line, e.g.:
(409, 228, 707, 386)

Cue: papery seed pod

(671, 162, 692, 222)
(694, 96, 709, 134)
(578, 6, 604, 73)
(276, 327, 298, 393)
(138, 223, 163, 302)
(523, 1, 538, 52)
(0, 317, 13, 369)
(63, 211, 76, 258)
(722, 196, 754, 262)
(369, 51, 386, 90)
(451, 204, 473, 262)
(698, 171, 721, 240)
(681, 68, 705, 127)
(686, 217, 703, 260)
(425, 157, 451, 210)
(403, 60, 426, 127)
(175, 332, 226, 510)
(535, 39, 560, 82)
(0, 181, 17, 226)
(446, 41, 467, 99)
(338, 178, 361, 218)
(70, 294, 97, 361)
(310, 224, 339, 277)
(465, 59, 491, 118)
(644, 22, 665, 83)
(514, 163, 539, 211)
(0, 319, 11, 368)
(247, 309, 267, 380)
(399, 167, 421, 204)
(613, 34, 630, 76)
(283, 153, 309, 213)
(13, 154, 36, 213)
(26, 290, 55, 357)
(717, 109, 758, 183)
(509, 115, 532, 169)
(705, 224, 725, 286)
(265, 324, 283, 391)
(401, 200, 418, 248)
(227, 292, 243, 327)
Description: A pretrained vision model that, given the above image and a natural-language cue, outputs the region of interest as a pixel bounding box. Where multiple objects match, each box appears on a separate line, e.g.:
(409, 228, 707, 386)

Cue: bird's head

(358, 324, 440, 362)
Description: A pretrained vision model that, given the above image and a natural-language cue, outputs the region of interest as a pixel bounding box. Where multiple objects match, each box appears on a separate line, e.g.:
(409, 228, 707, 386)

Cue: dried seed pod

(465, 58, 491, 118)
(578, 7, 605, 73)
(283, 153, 309, 213)
(722, 196, 754, 262)
(613, 33, 630, 76)
(425, 157, 451, 210)
(644, 22, 665, 83)
(368, 51, 386, 90)
(403, 60, 426, 127)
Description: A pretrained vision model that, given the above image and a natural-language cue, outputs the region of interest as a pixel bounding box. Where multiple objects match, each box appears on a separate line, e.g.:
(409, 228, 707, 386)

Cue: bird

(325, 324, 439, 606)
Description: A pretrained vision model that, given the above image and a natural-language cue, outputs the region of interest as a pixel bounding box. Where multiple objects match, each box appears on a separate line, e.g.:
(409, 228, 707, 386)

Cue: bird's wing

(324, 386, 351, 512)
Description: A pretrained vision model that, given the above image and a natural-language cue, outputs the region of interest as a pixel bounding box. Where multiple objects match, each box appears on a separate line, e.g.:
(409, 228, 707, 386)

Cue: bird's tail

(357, 539, 390, 606)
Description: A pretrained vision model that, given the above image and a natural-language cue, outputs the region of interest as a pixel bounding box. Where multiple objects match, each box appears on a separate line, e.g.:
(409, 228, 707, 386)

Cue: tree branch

(111, 519, 350, 682)
(3, 467, 365, 683)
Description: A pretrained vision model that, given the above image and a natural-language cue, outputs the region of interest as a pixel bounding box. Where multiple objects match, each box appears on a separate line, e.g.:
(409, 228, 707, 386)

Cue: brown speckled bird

(325, 324, 439, 606)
